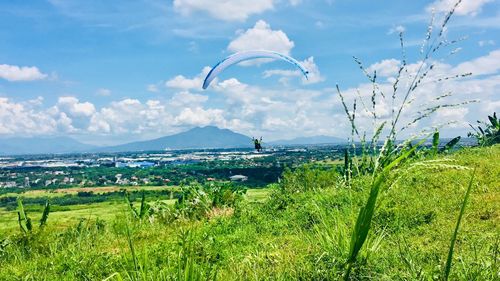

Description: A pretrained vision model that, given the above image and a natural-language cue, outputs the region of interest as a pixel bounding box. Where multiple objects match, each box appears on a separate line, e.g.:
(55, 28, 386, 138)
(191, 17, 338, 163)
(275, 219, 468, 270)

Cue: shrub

(468, 112, 500, 146)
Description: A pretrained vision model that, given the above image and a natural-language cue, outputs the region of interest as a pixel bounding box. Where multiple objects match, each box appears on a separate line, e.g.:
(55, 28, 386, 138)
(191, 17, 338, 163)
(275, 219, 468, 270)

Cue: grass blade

(17, 198, 29, 233)
(39, 200, 50, 228)
(344, 149, 351, 185)
(443, 168, 476, 280)
(432, 130, 439, 156)
(345, 138, 426, 279)
(440, 136, 461, 153)
(125, 222, 139, 274)
(125, 192, 139, 218)
(139, 192, 148, 219)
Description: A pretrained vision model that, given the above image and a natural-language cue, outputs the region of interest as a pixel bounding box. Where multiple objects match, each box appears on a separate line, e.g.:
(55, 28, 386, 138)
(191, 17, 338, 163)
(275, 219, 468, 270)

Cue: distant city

(0, 145, 339, 189)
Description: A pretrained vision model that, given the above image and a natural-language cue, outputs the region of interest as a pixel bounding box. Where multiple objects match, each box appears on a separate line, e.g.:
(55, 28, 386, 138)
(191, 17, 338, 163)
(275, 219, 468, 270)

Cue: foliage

(443, 168, 476, 280)
(335, 0, 474, 178)
(333, 2, 481, 277)
(16, 198, 50, 234)
(468, 112, 500, 146)
(0, 146, 498, 280)
(440, 136, 462, 153)
(173, 181, 246, 220)
(125, 191, 149, 220)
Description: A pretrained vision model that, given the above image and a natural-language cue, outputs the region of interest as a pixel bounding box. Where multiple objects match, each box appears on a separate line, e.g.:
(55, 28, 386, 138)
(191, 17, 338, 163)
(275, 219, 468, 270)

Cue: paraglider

(202, 50, 309, 89)
(252, 137, 263, 152)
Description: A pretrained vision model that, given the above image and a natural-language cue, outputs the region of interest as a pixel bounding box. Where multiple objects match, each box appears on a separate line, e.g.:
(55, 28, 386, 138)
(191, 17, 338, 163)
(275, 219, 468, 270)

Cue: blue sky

(0, 0, 498, 145)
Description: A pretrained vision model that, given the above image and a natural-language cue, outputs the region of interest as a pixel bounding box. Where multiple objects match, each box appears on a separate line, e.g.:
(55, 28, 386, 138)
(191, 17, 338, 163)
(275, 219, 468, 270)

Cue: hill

(0, 137, 96, 155)
(0, 145, 497, 279)
(102, 126, 252, 152)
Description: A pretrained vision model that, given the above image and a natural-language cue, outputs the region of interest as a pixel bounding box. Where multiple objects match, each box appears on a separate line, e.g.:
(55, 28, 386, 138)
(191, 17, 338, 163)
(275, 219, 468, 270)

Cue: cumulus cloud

(228, 20, 295, 63)
(0, 64, 48, 81)
(165, 20, 318, 89)
(263, 56, 324, 85)
(454, 49, 500, 76)
(169, 91, 209, 107)
(173, 0, 274, 21)
(300, 57, 325, 84)
(165, 67, 211, 90)
(174, 107, 225, 126)
(333, 50, 500, 139)
(367, 59, 401, 77)
(0, 98, 56, 135)
(225, 20, 321, 83)
(0, 50, 499, 142)
(434, 107, 469, 128)
(55, 96, 96, 117)
(426, 0, 494, 16)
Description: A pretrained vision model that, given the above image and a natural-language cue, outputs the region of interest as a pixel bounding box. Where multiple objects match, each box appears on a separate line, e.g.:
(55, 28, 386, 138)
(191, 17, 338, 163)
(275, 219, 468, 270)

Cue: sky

(0, 0, 498, 145)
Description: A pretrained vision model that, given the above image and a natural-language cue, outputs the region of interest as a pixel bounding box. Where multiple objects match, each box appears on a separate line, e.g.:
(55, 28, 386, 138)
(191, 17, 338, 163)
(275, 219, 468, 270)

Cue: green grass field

(0, 185, 175, 199)
(0, 146, 498, 280)
(0, 186, 270, 238)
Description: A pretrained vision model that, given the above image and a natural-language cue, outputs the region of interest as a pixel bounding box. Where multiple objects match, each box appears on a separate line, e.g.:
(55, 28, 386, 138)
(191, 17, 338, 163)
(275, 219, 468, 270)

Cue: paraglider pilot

(252, 137, 263, 152)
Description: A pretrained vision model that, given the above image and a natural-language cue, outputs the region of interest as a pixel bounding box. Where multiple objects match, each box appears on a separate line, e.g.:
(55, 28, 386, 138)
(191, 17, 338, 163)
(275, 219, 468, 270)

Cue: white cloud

(334, 50, 500, 138)
(227, 20, 295, 63)
(434, 107, 469, 128)
(367, 59, 401, 77)
(0, 98, 56, 135)
(56, 112, 76, 133)
(426, 0, 494, 16)
(454, 49, 500, 76)
(263, 56, 324, 85)
(169, 91, 208, 107)
(301, 57, 324, 84)
(56, 96, 96, 117)
(174, 107, 225, 126)
(0, 64, 48, 81)
(1, 50, 499, 142)
(484, 100, 500, 113)
(165, 67, 211, 90)
(225, 20, 320, 82)
(173, 0, 274, 21)
(89, 99, 157, 134)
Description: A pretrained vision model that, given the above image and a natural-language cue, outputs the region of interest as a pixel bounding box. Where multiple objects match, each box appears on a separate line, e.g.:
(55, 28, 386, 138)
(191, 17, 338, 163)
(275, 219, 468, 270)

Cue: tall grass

(16, 198, 50, 234)
(344, 138, 425, 279)
(336, 1, 484, 278)
(444, 168, 476, 280)
(335, 0, 475, 177)
(125, 191, 149, 220)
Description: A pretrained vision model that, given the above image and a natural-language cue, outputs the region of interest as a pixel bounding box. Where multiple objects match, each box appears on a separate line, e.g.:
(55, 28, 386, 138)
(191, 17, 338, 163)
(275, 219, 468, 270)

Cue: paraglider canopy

(202, 50, 309, 89)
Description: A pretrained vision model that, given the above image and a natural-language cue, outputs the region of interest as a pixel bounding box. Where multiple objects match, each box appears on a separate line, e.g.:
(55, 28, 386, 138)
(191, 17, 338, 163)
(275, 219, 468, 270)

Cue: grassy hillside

(0, 145, 498, 280)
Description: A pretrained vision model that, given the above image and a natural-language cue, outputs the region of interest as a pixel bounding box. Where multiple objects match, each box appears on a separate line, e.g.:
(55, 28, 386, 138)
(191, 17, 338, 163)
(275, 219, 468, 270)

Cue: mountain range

(100, 126, 252, 152)
(0, 137, 97, 155)
(0, 126, 346, 155)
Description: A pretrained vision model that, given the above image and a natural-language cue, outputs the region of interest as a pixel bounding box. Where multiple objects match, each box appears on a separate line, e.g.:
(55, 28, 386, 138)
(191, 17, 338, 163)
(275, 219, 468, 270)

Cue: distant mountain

(101, 126, 252, 152)
(0, 137, 97, 155)
(269, 135, 346, 146)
